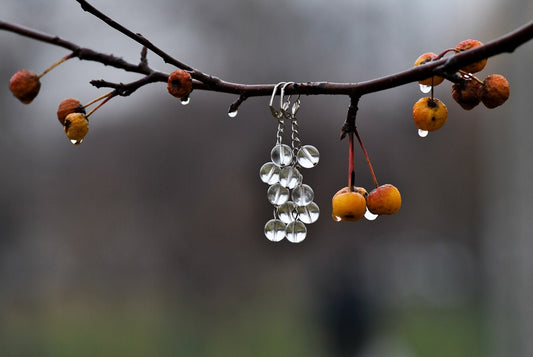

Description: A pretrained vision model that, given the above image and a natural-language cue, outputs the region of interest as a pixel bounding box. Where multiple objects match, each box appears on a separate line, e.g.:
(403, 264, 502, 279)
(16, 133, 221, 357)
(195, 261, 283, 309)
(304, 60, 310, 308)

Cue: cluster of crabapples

(412, 39, 510, 135)
(8, 54, 193, 145)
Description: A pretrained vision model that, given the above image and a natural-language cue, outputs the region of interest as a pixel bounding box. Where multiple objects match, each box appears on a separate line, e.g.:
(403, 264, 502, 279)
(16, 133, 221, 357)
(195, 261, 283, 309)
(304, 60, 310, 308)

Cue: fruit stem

(355, 128, 379, 188)
(434, 48, 459, 60)
(38, 54, 72, 79)
(86, 92, 116, 118)
(348, 131, 355, 192)
(83, 91, 114, 109)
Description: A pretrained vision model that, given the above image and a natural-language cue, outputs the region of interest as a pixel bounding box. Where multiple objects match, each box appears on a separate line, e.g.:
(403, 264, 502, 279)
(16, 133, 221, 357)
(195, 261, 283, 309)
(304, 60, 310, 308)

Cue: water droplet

(180, 97, 190, 105)
(292, 184, 314, 206)
(297, 202, 320, 224)
(260, 162, 280, 185)
(277, 201, 297, 224)
(364, 208, 378, 221)
(296, 145, 320, 168)
(267, 183, 290, 206)
(419, 84, 432, 93)
(228, 110, 238, 118)
(279, 167, 301, 189)
(332, 215, 342, 222)
(418, 129, 429, 138)
(264, 219, 286, 242)
(286, 220, 307, 243)
(70, 139, 83, 145)
(270, 144, 293, 167)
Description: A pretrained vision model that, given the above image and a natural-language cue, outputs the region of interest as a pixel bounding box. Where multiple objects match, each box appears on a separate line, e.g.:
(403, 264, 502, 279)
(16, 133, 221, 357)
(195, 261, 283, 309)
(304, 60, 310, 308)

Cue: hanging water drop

(180, 97, 190, 105)
(364, 208, 378, 221)
(228, 110, 238, 118)
(286, 220, 307, 243)
(418, 129, 429, 138)
(70, 139, 83, 145)
(419, 84, 432, 93)
(264, 219, 286, 242)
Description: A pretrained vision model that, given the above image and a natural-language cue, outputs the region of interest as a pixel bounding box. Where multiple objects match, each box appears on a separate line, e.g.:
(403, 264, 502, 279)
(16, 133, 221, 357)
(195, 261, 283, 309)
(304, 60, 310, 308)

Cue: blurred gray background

(1, 0, 532, 356)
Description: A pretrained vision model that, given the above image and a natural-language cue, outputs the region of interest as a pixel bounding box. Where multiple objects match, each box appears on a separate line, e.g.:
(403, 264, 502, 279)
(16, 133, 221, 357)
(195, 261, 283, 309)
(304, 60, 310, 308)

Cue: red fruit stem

(348, 132, 355, 192)
(86, 92, 116, 118)
(37, 54, 73, 79)
(355, 128, 379, 188)
(434, 48, 459, 60)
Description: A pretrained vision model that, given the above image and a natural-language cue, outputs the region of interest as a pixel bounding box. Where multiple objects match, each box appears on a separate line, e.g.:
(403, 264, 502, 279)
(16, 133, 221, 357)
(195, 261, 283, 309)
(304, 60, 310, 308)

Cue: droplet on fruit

(419, 84, 432, 93)
(418, 129, 429, 138)
(364, 208, 378, 221)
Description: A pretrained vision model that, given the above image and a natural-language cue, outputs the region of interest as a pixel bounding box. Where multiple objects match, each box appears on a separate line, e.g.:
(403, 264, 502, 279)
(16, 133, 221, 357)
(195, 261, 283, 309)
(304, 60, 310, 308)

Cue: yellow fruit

(64, 112, 89, 145)
(414, 52, 444, 87)
(412, 97, 448, 132)
(455, 39, 487, 73)
(332, 187, 367, 222)
(366, 184, 401, 215)
(9, 70, 41, 104)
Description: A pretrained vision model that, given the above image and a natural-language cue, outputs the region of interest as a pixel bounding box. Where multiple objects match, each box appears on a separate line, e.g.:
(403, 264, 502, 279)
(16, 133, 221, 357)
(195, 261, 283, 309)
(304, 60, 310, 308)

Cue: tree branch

(1, 5, 532, 108)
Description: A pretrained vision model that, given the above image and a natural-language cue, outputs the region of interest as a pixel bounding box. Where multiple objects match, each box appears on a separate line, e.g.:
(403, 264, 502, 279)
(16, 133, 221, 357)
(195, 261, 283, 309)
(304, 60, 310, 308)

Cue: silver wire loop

(269, 82, 286, 119)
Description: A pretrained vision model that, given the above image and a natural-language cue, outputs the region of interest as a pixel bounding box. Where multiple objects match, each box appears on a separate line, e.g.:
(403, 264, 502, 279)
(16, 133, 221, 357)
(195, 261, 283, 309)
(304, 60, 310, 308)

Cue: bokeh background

(1, 1, 532, 356)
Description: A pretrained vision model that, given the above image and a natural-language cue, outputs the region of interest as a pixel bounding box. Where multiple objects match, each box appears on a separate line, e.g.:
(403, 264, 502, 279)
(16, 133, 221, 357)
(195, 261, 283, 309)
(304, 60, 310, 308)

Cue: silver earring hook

(269, 82, 286, 119)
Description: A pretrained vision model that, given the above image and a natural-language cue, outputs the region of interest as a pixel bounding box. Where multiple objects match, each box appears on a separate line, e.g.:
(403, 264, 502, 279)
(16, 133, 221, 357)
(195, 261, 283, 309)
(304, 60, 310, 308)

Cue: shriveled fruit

(455, 39, 487, 73)
(414, 52, 444, 86)
(451, 79, 482, 110)
(479, 74, 510, 108)
(167, 69, 193, 100)
(332, 187, 367, 222)
(412, 97, 448, 132)
(9, 70, 41, 104)
(57, 98, 86, 126)
(366, 184, 401, 215)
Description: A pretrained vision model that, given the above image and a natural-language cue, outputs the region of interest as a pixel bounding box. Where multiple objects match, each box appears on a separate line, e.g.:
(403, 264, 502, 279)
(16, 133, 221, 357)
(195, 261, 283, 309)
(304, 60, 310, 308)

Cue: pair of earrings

(260, 82, 320, 243)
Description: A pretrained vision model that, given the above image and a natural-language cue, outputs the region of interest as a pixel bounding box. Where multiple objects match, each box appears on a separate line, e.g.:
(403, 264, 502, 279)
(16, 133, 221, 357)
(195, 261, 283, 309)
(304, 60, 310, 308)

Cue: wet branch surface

(1, 0, 532, 113)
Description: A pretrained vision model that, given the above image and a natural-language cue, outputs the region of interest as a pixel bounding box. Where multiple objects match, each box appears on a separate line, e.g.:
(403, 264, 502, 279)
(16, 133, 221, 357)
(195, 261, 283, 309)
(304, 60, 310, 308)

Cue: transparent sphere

(286, 220, 307, 243)
(267, 183, 290, 206)
(279, 166, 301, 189)
(297, 202, 320, 224)
(277, 201, 297, 224)
(271, 144, 293, 167)
(292, 184, 314, 206)
(264, 219, 286, 242)
(296, 145, 320, 168)
(260, 162, 280, 185)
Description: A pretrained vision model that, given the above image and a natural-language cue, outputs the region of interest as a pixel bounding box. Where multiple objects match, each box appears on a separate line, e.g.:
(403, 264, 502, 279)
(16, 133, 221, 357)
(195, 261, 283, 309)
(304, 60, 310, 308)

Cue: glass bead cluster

(261, 83, 320, 243)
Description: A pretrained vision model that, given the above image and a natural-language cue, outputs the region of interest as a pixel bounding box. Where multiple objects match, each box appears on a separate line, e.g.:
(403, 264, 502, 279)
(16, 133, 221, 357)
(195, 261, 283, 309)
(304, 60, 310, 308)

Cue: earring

(260, 82, 320, 243)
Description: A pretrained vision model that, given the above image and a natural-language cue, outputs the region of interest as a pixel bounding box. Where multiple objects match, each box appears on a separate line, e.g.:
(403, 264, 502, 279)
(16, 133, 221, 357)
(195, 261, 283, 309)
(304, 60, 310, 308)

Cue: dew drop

(264, 219, 286, 242)
(228, 110, 238, 118)
(419, 84, 432, 93)
(70, 139, 83, 145)
(364, 208, 378, 221)
(418, 129, 429, 138)
(332, 215, 342, 222)
(180, 97, 190, 105)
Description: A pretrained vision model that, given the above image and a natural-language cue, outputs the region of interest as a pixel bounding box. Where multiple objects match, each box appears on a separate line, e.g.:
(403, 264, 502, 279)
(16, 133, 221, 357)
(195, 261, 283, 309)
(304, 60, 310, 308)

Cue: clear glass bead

(259, 162, 280, 185)
(264, 219, 286, 242)
(292, 184, 314, 206)
(297, 202, 320, 224)
(277, 201, 297, 224)
(270, 144, 293, 167)
(296, 145, 320, 168)
(279, 166, 301, 189)
(286, 220, 307, 243)
(267, 183, 289, 206)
